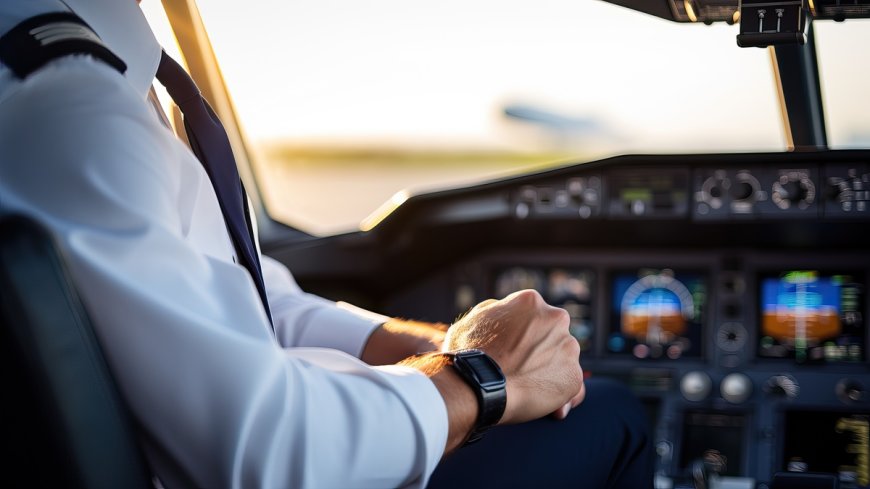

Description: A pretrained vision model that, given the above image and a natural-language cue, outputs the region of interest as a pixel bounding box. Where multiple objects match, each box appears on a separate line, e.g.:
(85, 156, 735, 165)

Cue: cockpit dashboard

(272, 149, 870, 488)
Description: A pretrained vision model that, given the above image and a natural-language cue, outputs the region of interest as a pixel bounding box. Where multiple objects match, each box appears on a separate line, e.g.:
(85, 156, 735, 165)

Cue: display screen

(608, 269, 706, 359)
(680, 411, 745, 477)
(493, 267, 594, 351)
(758, 271, 865, 363)
(783, 411, 870, 488)
(608, 170, 689, 217)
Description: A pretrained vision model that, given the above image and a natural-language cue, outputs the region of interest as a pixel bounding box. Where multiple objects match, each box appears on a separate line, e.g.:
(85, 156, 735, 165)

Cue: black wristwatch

(442, 349, 507, 445)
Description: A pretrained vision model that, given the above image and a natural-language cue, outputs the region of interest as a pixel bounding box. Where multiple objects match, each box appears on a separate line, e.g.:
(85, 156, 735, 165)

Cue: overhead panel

(601, 0, 870, 23)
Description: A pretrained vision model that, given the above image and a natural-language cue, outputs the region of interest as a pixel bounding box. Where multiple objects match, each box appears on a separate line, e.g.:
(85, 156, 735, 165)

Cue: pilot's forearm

(362, 318, 448, 365)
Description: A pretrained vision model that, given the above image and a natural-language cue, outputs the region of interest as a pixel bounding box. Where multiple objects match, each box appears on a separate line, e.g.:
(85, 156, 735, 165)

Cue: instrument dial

(771, 171, 815, 210)
(716, 322, 747, 353)
(765, 374, 800, 399)
(698, 171, 729, 210)
(620, 271, 695, 357)
(731, 170, 762, 214)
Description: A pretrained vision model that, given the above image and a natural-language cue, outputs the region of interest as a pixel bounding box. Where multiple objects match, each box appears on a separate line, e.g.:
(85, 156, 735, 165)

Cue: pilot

(0, 1, 652, 487)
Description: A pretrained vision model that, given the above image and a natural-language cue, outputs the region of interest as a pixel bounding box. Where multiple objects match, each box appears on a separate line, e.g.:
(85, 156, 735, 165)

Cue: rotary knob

(827, 169, 869, 212)
(771, 172, 815, 210)
(721, 372, 752, 404)
(731, 181, 754, 201)
(730, 171, 761, 214)
(764, 374, 799, 399)
(681, 371, 712, 402)
(779, 180, 805, 201)
(836, 379, 865, 404)
(699, 171, 729, 210)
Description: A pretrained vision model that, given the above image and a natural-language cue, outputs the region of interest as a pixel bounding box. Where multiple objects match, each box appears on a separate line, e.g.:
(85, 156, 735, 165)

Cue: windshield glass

(814, 19, 870, 149)
(147, 1, 867, 236)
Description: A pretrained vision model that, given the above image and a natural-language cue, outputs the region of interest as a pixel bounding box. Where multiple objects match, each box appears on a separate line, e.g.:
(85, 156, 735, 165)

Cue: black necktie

(155, 51, 273, 325)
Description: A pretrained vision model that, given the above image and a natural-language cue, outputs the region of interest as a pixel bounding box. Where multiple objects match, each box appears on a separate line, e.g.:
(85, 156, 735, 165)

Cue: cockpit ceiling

(600, 0, 870, 24)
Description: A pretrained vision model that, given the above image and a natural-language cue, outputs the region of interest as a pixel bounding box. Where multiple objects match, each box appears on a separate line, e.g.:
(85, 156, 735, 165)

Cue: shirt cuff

(298, 302, 388, 358)
(373, 365, 449, 488)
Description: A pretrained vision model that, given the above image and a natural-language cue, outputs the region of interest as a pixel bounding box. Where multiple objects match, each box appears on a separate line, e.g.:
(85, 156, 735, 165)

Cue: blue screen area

(760, 275, 841, 313)
(608, 269, 706, 360)
(758, 271, 865, 363)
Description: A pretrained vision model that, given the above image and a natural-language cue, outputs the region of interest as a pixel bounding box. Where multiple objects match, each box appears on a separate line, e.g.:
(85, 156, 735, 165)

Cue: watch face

(461, 353, 506, 389)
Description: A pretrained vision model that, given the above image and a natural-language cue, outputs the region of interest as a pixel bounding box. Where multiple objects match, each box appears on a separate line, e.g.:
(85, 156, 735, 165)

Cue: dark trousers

(427, 378, 654, 489)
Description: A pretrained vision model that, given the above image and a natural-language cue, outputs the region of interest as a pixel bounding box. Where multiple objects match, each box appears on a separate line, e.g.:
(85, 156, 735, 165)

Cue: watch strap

(441, 349, 507, 445)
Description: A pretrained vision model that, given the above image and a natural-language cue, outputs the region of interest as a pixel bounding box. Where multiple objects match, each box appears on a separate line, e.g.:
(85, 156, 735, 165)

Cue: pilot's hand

(443, 289, 585, 425)
(361, 319, 448, 365)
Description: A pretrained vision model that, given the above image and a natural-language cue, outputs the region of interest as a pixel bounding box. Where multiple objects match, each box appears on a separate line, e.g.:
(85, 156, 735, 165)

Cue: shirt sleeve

(261, 255, 387, 357)
(0, 59, 447, 489)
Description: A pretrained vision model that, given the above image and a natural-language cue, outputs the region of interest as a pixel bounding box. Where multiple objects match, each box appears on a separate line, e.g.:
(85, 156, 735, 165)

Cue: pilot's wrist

(430, 349, 507, 444)
(399, 352, 477, 454)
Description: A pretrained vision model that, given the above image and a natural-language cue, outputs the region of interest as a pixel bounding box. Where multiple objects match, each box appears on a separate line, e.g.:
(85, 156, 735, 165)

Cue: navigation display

(783, 411, 869, 488)
(758, 271, 865, 363)
(493, 267, 594, 351)
(608, 269, 706, 359)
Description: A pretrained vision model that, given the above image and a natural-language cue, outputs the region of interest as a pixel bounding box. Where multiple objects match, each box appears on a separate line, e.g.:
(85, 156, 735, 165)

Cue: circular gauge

(716, 322, 747, 353)
(620, 271, 695, 347)
(495, 267, 545, 299)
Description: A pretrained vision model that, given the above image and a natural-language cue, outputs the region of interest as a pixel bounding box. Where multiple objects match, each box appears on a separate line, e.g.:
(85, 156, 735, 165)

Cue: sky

(142, 0, 870, 154)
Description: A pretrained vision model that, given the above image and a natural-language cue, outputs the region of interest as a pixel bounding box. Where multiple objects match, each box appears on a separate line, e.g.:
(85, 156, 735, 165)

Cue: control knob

(828, 169, 869, 212)
(764, 374, 799, 400)
(681, 371, 712, 402)
(730, 171, 762, 214)
(721, 372, 752, 404)
(771, 171, 815, 210)
(731, 181, 754, 201)
(836, 379, 866, 404)
(698, 171, 729, 210)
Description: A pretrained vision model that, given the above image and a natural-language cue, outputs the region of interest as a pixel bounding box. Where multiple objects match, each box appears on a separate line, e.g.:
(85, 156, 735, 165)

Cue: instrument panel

(276, 150, 870, 488)
(513, 162, 869, 222)
(361, 150, 870, 489)
(445, 252, 869, 488)
(491, 264, 866, 366)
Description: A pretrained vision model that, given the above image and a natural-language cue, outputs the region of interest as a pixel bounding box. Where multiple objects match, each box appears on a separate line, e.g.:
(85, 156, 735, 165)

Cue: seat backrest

(0, 215, 152, 489)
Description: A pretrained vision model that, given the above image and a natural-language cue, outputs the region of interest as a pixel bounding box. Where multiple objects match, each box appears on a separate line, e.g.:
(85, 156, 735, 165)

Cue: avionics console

(482, 257, 869, 489)
(376, 152, 870, 489)
(373, 152, 870, 489)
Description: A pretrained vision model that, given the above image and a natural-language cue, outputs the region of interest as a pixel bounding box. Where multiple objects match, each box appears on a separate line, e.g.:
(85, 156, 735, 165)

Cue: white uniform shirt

(0, 1, 448, 487)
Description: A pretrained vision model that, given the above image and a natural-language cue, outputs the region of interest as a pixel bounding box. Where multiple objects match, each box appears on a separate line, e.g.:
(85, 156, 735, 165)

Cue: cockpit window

(814, 19, 870, 149)
(140, 2, 184, 126)
(154, 1, 810, 236)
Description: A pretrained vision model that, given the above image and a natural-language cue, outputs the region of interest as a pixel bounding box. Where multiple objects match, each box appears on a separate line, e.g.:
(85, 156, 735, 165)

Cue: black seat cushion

(0, 215, 151, 489)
